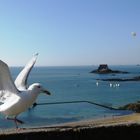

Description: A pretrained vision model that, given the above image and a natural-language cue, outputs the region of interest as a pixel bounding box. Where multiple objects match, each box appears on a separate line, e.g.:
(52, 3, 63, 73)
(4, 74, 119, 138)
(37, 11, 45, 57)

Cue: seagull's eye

(37, 85, 41, 88)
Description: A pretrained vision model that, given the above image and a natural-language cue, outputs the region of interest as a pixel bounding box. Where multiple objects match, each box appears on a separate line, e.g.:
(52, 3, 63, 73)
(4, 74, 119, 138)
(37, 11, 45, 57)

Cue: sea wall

(0, 123, 140, 140)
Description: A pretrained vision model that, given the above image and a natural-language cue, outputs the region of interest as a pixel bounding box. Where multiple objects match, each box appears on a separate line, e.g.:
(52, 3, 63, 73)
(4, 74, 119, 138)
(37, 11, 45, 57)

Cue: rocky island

(100, 76, 140, 82)
(90, 64, 128, 74)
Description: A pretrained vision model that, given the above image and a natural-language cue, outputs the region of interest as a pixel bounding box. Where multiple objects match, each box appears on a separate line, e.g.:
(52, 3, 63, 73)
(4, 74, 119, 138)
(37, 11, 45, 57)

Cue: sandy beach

(57, 112, 140, 127)
(0, 112, 140, 132)
(0, 113, 140, 139)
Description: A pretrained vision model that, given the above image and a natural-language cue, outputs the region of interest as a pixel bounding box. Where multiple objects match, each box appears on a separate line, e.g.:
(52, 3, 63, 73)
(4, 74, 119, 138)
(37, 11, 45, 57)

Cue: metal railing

(33, 100, 121, 110)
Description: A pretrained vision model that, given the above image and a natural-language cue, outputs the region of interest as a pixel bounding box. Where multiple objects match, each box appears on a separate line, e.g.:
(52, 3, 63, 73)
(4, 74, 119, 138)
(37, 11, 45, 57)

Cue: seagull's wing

(0, 60, 19, 103)
(14, 53, 38, 90)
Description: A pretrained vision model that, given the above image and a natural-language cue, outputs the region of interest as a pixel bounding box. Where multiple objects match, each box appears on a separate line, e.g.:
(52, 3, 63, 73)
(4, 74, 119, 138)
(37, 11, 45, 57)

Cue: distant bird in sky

(131, 32, 137, 37)
(0, 55, 51, 128)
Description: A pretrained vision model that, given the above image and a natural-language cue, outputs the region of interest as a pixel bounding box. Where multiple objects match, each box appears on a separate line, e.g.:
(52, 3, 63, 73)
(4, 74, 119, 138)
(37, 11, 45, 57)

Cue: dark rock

(99, 76, 140, 82)
(90, 64, 128, 74)
(119, 102, 140, 113)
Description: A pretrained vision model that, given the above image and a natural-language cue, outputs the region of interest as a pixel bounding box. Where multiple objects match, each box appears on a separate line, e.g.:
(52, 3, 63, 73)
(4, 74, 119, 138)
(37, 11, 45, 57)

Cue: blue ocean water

(0, 65, 140, 129)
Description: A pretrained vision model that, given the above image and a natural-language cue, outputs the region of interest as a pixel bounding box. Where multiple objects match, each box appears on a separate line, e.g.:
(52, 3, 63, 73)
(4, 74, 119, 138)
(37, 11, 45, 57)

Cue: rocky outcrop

(90, 64, 128, 74)
(98, 76, 140, 82)
(119, 101, 140, 113)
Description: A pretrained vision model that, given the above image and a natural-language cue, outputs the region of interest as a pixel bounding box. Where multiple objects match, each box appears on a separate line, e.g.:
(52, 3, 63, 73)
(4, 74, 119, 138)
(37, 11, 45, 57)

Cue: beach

(1, 113, 140, 139)
(59, 112, 140, 127)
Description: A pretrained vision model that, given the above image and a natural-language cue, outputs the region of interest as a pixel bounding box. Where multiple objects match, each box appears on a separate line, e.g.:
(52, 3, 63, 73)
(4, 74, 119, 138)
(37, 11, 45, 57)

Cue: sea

(0, 65, 140, 129)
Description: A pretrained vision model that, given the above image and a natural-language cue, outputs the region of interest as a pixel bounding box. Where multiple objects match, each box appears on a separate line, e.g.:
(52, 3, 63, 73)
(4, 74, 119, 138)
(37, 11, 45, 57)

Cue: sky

(0, 0, 140, 66)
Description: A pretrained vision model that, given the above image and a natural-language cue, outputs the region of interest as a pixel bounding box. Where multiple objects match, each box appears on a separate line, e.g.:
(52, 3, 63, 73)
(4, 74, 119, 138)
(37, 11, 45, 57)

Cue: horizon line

(9, 64, 140, 67)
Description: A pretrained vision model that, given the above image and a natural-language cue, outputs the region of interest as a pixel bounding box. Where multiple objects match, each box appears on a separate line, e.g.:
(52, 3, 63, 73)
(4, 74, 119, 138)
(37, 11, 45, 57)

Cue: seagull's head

(29, 83, 51, 95)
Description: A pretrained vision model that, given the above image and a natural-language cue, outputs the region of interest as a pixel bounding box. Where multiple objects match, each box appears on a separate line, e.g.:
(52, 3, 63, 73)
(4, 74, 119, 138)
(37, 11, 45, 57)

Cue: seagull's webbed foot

(6, 116, 24, 129)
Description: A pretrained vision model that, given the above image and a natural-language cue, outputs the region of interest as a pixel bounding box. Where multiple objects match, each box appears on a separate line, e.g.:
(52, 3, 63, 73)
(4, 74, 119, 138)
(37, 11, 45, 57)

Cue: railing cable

(33, 100, 121, 110)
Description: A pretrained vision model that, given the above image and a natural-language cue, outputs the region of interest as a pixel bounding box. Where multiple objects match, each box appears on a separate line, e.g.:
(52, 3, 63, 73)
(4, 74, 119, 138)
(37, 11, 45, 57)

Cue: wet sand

(58, 113, 140, 127)
(1, 113, 140, 139)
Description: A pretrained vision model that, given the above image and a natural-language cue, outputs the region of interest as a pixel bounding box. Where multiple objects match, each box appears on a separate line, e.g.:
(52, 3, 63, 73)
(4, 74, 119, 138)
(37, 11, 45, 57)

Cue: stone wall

(0, 124, 140, 140)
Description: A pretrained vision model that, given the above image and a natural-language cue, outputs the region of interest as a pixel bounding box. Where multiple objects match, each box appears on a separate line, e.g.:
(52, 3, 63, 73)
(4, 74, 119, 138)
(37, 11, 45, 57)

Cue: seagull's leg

(6, 116, 24, 128)
(14, 118, 19, 129)
(6, 116, 19, 128)
(14, 117, 24, 129)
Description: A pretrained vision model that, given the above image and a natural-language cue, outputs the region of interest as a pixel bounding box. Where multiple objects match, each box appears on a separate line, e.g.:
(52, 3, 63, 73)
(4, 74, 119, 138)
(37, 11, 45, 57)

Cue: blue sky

(0, 0, 140, 66)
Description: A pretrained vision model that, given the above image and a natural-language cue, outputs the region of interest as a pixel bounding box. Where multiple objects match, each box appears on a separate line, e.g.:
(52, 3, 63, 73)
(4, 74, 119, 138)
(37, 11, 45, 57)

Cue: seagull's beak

(43, 89, 51, 95)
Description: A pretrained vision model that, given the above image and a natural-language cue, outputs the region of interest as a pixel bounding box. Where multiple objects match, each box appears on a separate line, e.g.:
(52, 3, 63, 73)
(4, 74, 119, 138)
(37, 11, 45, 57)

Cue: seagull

(0, 59, 51, 128)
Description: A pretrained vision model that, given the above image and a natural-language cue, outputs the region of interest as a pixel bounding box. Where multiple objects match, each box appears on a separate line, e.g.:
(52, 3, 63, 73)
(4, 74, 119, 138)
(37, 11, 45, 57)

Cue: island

(97, 76, 140, 82)
(90, 64, 128, 74)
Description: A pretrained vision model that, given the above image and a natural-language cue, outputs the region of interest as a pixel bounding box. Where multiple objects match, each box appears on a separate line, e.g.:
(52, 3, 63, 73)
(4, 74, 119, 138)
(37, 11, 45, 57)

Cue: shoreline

(1, 113, 140, 139)
(1, 112, 140, 133)
(51, 112, 140, 127)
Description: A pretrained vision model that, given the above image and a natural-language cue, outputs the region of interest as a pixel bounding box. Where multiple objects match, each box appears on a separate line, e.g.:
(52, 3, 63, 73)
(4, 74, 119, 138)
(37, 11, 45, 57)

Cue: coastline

(1, 112, 140, 139)
(52, 112, 140, 127)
